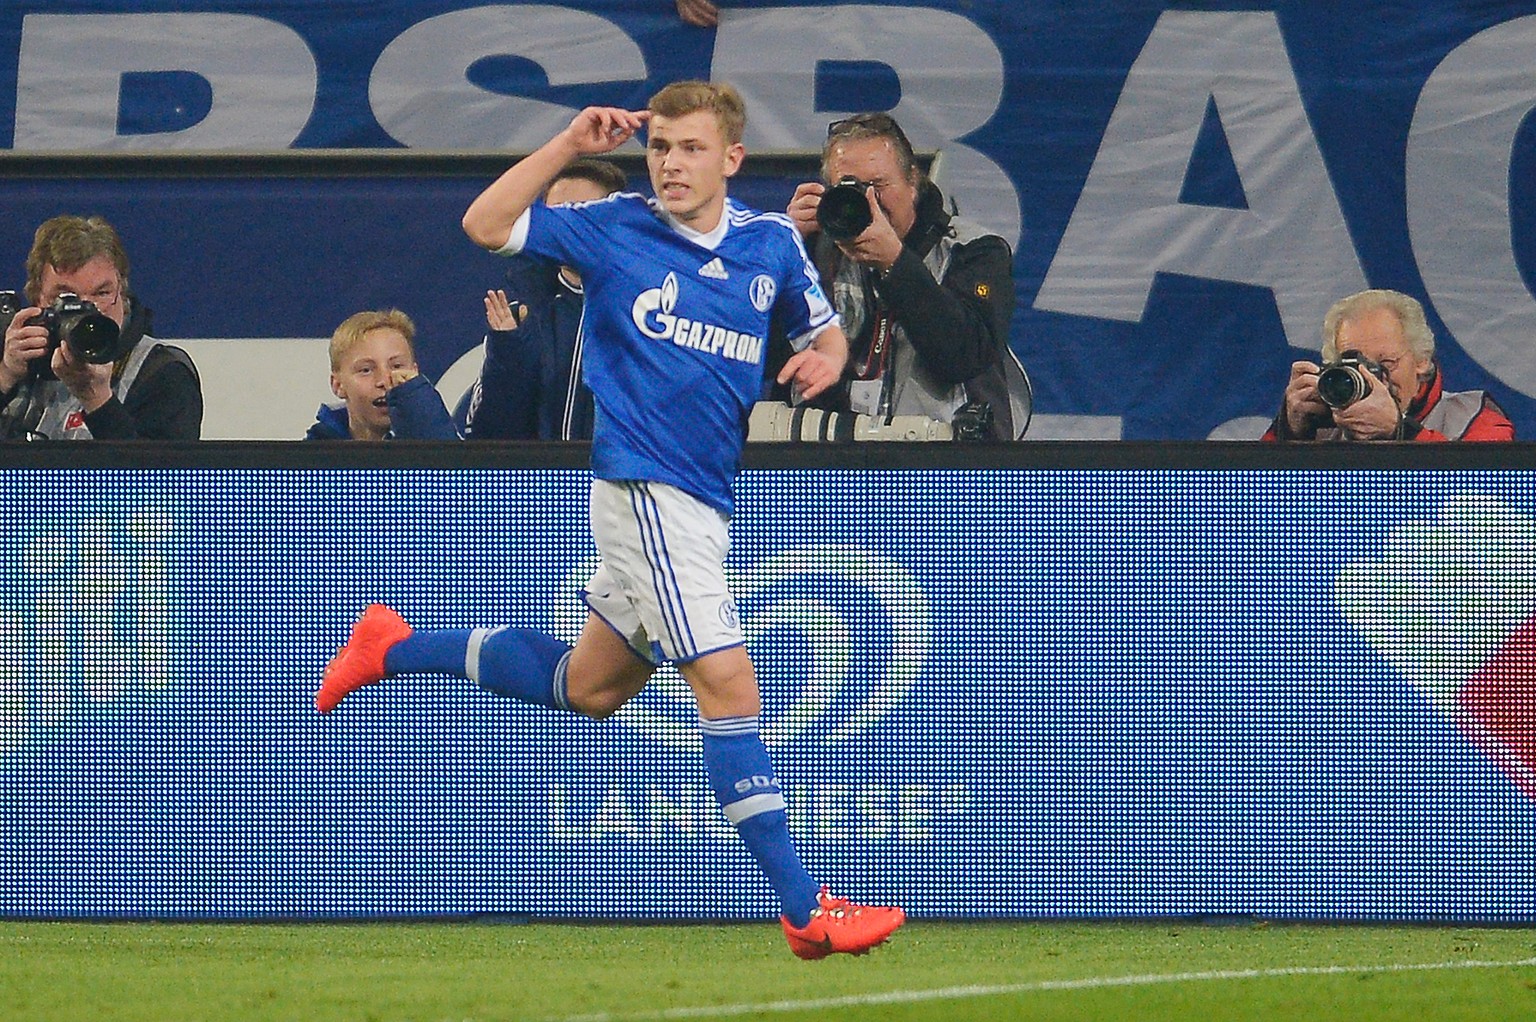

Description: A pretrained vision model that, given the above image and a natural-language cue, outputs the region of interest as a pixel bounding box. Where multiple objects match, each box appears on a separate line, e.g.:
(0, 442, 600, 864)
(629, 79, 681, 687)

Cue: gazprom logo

(550, 544, 928, 751)
(630, 271, 765, 365)
(632, 272, 681, 340)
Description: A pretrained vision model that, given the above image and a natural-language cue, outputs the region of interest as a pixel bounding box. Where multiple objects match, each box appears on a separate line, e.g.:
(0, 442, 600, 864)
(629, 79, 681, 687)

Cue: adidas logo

(698, 257, 729, 280)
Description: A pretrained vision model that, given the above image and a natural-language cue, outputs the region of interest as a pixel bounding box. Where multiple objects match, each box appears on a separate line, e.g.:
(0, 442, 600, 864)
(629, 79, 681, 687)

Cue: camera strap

(855, 307, 894, 381)
(849, 308, 894, 418)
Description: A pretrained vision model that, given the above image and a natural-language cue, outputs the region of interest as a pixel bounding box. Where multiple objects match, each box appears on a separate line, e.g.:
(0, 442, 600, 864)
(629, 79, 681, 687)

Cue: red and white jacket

(1263, 364, 1515, 442)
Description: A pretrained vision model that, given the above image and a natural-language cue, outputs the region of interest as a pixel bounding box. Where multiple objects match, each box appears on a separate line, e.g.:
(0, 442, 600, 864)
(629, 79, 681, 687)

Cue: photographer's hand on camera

(786, 182, 825, 239)
(1329, 371, 1402, 440)
(1282, 360, 1329, 438)
(1283, 357, 1403, 441)
(832, 188, 904, 273)
(0, 307, 47, 394)
(49, 329, 114, 411)
(790, 182, 902, 271)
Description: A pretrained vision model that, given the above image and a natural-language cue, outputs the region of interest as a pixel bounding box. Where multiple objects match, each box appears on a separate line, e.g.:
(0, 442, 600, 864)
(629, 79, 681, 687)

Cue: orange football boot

(315, 603, 413, 713)
(781, 888, 905, 960)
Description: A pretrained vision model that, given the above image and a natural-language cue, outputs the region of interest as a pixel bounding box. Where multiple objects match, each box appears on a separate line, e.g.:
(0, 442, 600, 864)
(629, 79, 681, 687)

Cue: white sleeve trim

(722, 792, 787, 825)
(491, 208, 533, 256)
(790, 315, 842, 353)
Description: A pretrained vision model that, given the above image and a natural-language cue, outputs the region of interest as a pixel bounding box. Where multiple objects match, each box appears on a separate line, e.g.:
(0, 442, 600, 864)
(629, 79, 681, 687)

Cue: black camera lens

(1316, 364, 1369, 409)
(816, 176, 874, 241)
(57, 309, 121, 363)
(45, 294, 123, 364)
(1316, 349, 1386, 410)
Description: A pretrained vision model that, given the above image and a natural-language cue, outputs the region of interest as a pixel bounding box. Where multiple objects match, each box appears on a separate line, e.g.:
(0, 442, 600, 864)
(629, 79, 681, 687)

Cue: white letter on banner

(1034, 11, 1364, 347)
(371, 5, 647, 150)
(1408, 16, 1536, 399)
(712, 6, 1019, 248)
(14, 14, 315, 149)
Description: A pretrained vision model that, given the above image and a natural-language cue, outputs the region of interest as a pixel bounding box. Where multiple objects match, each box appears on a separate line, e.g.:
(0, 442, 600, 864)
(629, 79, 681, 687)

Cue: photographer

(0, 215, 201, 440)
(772, 111, 1027, 440)
(1262, 289, 1513, 442)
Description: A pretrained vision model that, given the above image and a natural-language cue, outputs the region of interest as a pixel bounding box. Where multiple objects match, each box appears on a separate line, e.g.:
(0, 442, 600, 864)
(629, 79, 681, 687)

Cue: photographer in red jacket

(1263, 289, 1513, 442)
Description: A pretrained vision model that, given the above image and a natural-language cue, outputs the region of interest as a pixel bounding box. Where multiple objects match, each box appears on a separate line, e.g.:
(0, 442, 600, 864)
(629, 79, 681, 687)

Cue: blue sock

(700, 715, 820, 927)
(384, 627, 573, 711)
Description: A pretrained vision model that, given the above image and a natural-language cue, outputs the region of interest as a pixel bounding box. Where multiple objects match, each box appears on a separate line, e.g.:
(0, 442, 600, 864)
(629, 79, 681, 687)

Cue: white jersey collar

(657, 200, 731, 252)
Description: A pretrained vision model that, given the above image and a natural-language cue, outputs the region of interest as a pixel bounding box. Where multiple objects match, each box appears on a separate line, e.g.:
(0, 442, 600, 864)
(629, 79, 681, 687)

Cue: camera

(816, 176, 874, 241)
(40, 293, 124, 364)
(747, 400, 995, 442)
(0, 290, 125, 377)
(0, 290, 18, 335)
(951, 401, 993, 442)
(1316, 349, 1388, 410)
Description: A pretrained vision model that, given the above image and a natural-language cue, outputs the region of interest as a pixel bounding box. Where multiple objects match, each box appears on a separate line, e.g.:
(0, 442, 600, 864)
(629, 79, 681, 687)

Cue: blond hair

(329, 309, 416, 371)
(649, 80, 746, 145)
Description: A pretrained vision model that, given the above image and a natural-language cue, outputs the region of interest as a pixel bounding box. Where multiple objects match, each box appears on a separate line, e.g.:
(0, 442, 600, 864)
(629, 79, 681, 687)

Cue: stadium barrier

(1, 441, 1533, 921)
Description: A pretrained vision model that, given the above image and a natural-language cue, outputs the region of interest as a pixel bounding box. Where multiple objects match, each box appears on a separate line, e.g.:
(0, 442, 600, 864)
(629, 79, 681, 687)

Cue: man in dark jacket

(0, 215, 201, 440)
(774, 112, 1029, 440)
(458, 159, 627, 440)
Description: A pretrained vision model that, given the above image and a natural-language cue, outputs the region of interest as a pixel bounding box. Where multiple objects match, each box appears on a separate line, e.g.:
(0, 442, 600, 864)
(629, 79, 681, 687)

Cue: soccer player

(317, 81, 905, 959)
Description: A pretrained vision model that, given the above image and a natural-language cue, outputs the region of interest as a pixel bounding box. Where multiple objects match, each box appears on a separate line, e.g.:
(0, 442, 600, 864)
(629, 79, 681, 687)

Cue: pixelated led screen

(1, 467, 1533, 921)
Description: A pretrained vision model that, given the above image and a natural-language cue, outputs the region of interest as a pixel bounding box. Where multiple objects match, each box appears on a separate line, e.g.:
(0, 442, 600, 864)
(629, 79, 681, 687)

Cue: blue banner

(1, 463, 1533, 921)
(2, 1, 1535, 439)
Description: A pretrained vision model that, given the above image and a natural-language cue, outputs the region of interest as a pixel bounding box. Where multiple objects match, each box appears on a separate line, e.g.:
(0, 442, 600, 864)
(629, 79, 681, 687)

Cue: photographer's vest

(11, 338, 160, 439)
(832, 222, 981, 424)
(831, 214, 1031, 437)
(1419, 390, 1490, 439)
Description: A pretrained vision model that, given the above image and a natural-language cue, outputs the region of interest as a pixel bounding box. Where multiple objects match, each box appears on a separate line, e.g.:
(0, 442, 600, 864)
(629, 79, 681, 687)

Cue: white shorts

(583, 479, 743, 665)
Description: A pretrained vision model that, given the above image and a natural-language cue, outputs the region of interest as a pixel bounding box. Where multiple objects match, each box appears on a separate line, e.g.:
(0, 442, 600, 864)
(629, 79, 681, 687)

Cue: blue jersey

(512, 193, 837, 514)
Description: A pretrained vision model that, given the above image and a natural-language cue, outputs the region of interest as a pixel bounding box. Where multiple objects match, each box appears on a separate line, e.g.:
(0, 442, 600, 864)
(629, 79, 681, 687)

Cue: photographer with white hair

(1262, 288, 1513, 442)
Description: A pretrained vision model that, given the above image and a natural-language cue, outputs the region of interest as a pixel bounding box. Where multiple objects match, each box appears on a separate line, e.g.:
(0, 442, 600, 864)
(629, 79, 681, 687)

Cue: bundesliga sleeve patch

(1336, 492, 1536, 800)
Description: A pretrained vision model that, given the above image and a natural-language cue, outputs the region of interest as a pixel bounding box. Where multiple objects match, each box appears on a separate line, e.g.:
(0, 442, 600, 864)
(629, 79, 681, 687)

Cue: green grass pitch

(2, 920, 1533, 1021)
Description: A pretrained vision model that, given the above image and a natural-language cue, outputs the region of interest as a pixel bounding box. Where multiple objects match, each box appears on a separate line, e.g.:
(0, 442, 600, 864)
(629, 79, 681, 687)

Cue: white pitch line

(550, 956, 1536, 1022)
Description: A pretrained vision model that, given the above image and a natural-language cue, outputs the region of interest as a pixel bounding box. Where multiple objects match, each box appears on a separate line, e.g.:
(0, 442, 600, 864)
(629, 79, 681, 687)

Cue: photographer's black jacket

(768, 180, 1023, 439)
(0, 301, 202, 440)
(864, 182, 1015, 383)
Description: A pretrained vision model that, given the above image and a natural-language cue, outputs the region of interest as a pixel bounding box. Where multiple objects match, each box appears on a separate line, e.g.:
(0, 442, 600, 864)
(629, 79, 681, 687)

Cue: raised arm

(462, 106, 649, 251)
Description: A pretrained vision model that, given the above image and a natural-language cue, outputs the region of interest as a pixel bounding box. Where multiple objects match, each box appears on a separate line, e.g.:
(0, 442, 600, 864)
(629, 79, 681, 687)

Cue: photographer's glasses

(41, 283, 120, 311)
(826, 113, 914, 157)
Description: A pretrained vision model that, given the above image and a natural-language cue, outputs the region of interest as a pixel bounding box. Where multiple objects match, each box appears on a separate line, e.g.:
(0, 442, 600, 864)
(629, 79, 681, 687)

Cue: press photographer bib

(24, 339, 157, 439)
